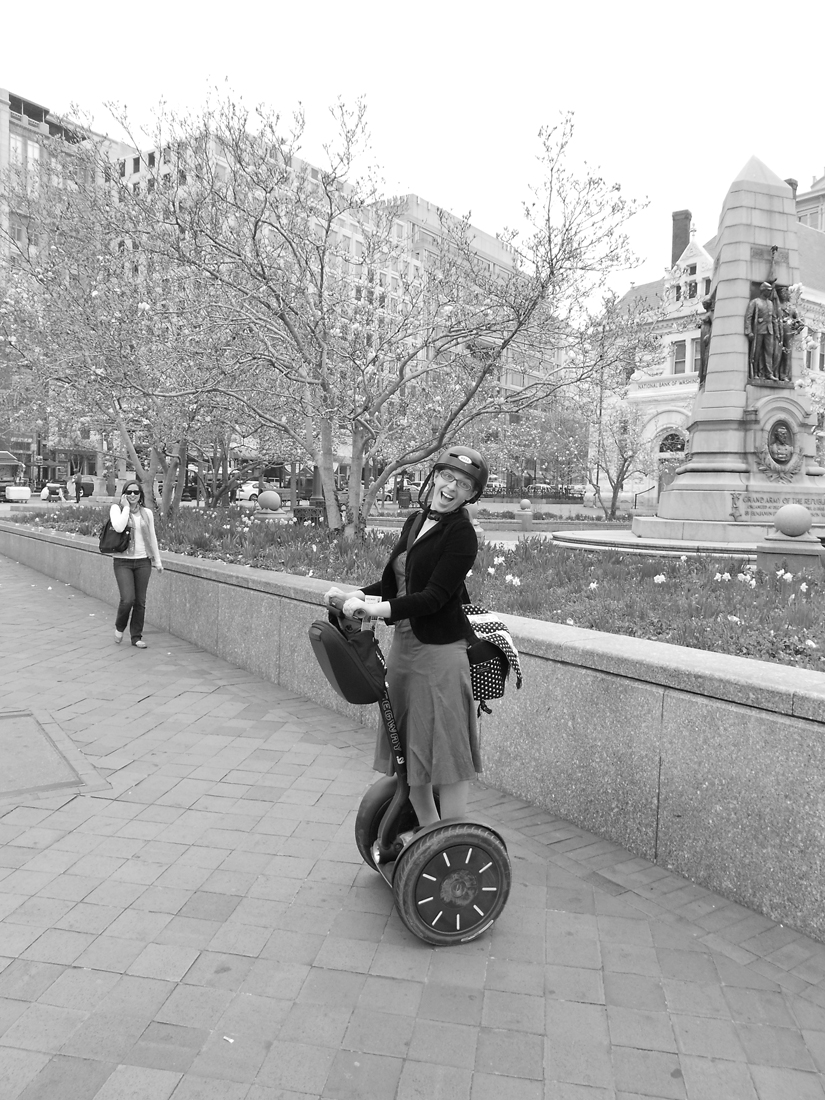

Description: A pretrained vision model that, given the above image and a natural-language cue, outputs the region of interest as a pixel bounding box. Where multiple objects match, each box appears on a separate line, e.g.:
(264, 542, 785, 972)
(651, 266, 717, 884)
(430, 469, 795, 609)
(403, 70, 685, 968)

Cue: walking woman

(109, 481, 163, 648)
(324, 446, 487, 828)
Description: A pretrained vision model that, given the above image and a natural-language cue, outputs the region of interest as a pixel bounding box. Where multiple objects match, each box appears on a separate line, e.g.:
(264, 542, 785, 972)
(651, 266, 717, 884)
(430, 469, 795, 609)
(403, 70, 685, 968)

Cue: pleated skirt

(373, 621, 481, 786)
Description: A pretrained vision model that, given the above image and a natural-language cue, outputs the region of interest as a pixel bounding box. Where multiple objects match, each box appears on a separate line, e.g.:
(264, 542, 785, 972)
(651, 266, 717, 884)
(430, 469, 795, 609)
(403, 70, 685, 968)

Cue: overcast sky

(6, 0, 825, 289)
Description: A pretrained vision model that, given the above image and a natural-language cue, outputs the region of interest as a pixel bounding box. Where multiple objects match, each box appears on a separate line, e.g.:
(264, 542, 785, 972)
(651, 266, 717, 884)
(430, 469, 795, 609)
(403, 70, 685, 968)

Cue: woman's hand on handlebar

(323, 586, 365, 609)
(342, 597, 369, 620)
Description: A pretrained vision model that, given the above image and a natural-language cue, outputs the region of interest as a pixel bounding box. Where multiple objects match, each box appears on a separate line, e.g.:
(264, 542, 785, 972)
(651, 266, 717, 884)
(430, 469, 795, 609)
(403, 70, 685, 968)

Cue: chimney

(671, 209, 691, 267)
(785, 178, 798, 198)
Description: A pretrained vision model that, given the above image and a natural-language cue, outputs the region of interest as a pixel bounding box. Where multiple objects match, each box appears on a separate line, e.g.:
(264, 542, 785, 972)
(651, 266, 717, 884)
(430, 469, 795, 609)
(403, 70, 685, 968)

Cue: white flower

(800, 582, 808, 593)
(487, 567, 495, 575)
(721, 573, 730, 581)
(782, 574, 793, 583)
(466, 570, 473, 577)
(714, 572, 722, 581)
(727, 615, 741, 623)
(806, 639, 818, 648)
(565, 618, 575, 625)
(680, 555, 687, 562)
(776, 568, 786, 578)
(589, 581, 598, 590)
(505, 573, 513, 582)
(311, 544, 317, 552)
(494, 556, 505, 565)
(653, 574, 666, 584)
(512, 577, 521, 586)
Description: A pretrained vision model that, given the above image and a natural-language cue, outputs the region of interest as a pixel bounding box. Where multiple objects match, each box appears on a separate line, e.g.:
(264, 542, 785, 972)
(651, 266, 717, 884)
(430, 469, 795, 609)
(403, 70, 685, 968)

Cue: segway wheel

(392, 823, 511, 945)
(354, 776, 418, 871)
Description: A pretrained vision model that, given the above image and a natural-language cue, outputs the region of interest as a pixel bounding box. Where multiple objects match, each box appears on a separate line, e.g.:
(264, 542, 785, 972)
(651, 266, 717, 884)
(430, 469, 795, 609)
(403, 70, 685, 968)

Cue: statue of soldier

(773, 286, 801, 382)
(745, 282, 779, 380)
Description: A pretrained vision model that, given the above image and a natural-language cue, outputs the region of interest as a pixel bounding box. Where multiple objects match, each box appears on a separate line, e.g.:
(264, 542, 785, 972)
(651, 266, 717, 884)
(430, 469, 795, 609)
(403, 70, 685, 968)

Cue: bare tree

(103, 98, 642, 532)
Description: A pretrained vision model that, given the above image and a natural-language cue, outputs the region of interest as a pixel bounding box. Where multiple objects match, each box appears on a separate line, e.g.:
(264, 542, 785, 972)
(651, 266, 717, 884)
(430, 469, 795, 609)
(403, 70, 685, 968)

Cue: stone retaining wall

(2, 520, 824, 942)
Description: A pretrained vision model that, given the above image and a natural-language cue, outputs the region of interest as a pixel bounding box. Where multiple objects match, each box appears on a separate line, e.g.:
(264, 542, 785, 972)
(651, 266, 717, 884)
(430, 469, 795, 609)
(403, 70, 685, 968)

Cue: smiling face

(430, 467, 475, 513)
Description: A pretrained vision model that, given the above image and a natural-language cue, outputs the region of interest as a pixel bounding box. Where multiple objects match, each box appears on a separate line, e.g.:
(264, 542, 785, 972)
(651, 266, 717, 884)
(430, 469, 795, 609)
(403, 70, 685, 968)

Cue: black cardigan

(362, 508, 477, 644)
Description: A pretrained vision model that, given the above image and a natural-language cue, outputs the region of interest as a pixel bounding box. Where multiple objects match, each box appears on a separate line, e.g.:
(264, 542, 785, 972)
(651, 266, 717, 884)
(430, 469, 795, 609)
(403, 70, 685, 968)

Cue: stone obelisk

(633, 157, 825, 544)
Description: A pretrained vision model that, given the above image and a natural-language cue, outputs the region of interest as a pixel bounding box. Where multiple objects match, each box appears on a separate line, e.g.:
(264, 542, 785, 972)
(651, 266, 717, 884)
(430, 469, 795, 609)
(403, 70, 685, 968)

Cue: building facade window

(692, 338, 702, 373)
(806, 332, 825, 372)
(673, 341, 686, 374)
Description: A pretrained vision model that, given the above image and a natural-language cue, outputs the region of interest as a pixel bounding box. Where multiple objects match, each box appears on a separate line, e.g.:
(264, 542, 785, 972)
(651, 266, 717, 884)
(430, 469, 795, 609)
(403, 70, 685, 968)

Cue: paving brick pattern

(2, 551, 825, 1099)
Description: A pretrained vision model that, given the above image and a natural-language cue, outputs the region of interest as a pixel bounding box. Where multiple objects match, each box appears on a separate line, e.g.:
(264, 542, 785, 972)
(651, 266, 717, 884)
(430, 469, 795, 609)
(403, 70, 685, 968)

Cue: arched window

(659, 432, 685, 454)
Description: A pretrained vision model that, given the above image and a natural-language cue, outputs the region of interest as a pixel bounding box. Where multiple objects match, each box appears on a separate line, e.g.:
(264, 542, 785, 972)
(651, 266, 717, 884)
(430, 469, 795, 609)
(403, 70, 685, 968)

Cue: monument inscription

(730, 492, 825, 522)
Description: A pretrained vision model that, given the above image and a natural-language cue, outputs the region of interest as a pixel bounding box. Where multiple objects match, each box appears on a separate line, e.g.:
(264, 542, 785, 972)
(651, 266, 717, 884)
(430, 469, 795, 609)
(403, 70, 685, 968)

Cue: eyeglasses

(436, 468, 474, 493)
(125, 490, 140, 496)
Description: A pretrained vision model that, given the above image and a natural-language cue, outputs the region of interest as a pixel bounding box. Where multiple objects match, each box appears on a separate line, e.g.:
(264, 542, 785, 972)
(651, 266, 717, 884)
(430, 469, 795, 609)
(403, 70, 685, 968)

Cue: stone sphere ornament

(519, 498, 532, 511)
(258, 490, 282, 512)
(773, 504, 812, 538)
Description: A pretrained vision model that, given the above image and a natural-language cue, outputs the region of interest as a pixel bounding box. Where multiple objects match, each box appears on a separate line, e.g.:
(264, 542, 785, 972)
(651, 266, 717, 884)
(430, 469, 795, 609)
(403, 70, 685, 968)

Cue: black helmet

(433, 445, 488, 502)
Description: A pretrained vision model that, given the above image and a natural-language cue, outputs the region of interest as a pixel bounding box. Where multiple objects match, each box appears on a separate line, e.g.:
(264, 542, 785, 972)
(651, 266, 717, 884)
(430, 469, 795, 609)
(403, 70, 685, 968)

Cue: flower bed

(7, 504, 824, 670)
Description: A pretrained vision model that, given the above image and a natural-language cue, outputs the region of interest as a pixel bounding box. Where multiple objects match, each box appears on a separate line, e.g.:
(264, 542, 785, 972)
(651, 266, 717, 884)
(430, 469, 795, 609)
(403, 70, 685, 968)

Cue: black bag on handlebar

(308, 616, 387, 705)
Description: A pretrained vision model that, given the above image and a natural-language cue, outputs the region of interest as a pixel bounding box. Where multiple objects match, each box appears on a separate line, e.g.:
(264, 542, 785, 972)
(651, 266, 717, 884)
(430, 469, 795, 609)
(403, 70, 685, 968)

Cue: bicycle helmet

(432, 445, 489, 503)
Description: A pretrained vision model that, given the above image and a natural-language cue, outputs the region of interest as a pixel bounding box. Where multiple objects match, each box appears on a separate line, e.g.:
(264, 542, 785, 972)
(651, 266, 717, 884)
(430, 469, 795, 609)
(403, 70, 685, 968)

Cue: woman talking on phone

(109, 481, 163, 648)
(324, 446, 487, 829)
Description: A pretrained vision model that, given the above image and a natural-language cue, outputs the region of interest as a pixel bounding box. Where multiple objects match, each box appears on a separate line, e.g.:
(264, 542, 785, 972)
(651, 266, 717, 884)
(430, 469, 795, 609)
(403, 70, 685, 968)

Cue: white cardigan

(109, 504, 162, 566)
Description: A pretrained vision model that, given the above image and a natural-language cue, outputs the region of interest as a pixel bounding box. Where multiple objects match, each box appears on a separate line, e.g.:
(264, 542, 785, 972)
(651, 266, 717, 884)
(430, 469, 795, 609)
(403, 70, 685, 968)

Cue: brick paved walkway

(2, 551, 825, 1100)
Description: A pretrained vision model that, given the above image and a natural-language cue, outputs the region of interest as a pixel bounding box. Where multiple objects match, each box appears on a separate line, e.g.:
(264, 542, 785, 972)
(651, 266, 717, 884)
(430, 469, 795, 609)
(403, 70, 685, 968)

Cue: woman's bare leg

(436, 780, 470, 821)
(409, 783, 439, 827)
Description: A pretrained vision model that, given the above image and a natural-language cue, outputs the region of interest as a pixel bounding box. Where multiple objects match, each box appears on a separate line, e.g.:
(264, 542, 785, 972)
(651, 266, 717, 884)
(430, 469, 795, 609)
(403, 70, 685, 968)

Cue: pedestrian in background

(74, 473, 84, 504)
(109, 481, 163, 649)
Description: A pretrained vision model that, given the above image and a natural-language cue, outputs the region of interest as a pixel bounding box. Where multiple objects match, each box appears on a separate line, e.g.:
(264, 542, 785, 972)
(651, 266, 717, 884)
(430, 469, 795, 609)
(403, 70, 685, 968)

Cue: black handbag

(98, 518, 130, 554)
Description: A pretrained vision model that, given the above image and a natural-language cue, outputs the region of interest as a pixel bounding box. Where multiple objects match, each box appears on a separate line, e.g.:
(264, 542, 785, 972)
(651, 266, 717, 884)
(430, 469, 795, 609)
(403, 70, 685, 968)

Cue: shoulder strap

(406, 510, 426, 552)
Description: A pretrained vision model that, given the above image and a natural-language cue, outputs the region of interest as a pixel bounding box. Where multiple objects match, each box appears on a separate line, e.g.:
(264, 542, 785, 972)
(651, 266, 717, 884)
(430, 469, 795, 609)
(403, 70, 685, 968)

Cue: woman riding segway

(318, 446, 511, 944)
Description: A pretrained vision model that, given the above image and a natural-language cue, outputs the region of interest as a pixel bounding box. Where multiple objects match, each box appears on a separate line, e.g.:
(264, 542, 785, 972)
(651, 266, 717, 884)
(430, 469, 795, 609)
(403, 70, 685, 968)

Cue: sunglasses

(125, 490, 141, 496)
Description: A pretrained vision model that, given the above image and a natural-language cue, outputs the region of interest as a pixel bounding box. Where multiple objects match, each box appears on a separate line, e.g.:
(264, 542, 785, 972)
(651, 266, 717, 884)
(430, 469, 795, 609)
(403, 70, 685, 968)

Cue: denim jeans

(113, 558, 153, 641)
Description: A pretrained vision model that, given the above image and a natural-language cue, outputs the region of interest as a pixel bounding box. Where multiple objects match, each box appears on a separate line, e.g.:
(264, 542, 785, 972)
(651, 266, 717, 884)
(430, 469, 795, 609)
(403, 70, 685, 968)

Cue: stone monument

(633, 157, 825, 545)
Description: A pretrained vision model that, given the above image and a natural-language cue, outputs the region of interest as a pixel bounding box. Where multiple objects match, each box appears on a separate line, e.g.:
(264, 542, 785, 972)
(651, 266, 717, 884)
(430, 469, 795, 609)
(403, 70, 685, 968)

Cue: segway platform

(309, 603, 511, 946)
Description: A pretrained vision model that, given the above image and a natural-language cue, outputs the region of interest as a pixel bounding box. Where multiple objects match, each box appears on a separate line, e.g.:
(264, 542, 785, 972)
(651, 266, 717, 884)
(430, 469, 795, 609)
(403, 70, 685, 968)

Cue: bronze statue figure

(745, 281, 779, 380)
(698, 291, 715, 386)
(773, 286, 801, 382)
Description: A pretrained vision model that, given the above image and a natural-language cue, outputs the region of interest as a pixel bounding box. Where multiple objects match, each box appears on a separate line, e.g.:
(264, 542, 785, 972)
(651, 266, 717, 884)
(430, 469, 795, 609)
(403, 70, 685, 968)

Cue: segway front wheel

(354, 776, 418, 870)
(392, 823, 511, 945)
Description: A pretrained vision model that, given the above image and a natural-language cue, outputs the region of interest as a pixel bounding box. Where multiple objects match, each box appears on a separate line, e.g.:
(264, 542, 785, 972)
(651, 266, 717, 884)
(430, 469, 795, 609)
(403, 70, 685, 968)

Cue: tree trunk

(317, 418, 341, 530)
(345, 426, 368, 539)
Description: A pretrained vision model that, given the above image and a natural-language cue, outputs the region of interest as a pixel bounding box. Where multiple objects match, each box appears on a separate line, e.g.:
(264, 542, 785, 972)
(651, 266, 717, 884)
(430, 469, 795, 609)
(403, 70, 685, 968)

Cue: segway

(309, 596, 511, 946)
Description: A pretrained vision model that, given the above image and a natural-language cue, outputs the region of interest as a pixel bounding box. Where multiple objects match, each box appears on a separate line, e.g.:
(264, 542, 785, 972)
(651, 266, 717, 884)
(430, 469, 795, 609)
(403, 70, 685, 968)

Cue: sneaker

(114, 630, 123, 644)
(132, 639, 148, 649)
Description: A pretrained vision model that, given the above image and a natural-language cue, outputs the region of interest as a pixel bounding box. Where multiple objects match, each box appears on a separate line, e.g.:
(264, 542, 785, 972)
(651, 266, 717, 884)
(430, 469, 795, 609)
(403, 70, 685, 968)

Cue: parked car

(527, 482, 555, 496)
(236, 481, 260, 502)
(155, 480, 198, 502)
